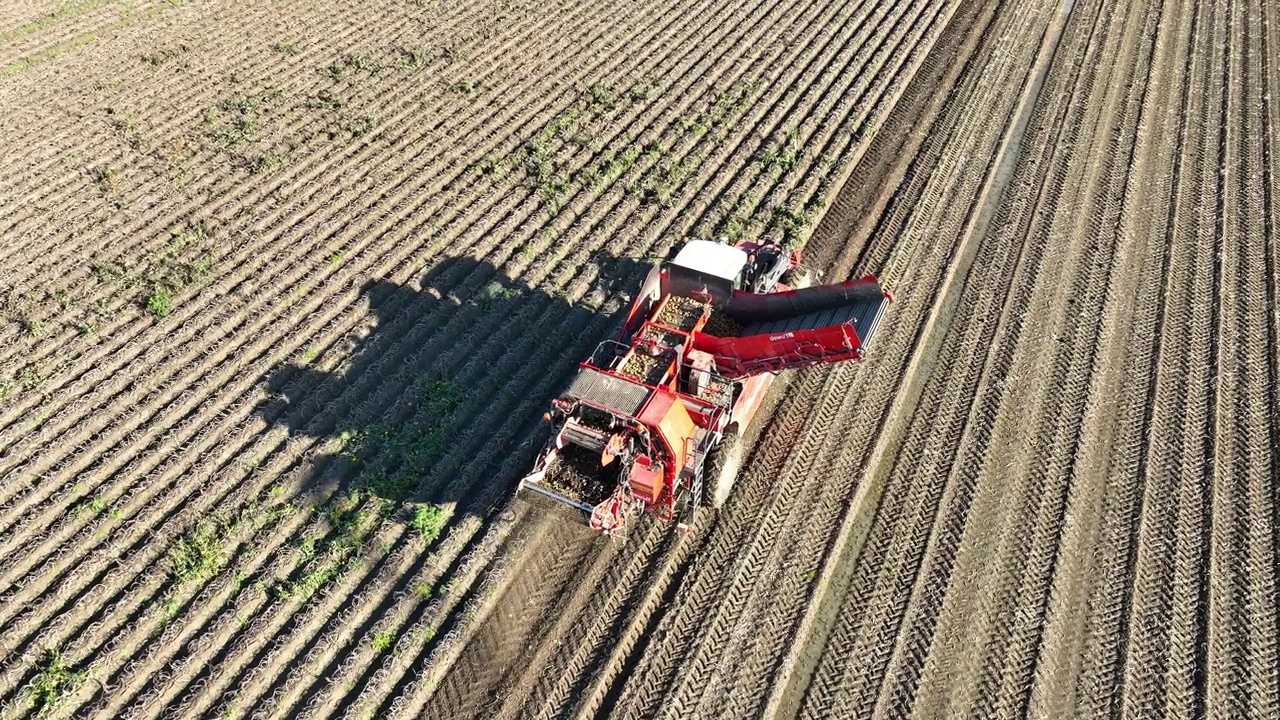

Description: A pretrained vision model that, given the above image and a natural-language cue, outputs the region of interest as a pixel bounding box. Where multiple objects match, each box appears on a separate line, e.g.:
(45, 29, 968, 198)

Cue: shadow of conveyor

(253, 251, 653, 515)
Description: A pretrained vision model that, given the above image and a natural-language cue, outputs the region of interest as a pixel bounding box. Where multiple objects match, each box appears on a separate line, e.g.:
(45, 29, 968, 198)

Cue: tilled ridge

(1, 0, 1277, 714)
(0, 0, 975, 713)
(786, 0, 1077, 713)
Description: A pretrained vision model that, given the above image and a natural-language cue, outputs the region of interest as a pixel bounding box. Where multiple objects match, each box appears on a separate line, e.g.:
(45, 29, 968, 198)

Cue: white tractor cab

(664, 239, 796, 303)
(623, 239, 805, 339)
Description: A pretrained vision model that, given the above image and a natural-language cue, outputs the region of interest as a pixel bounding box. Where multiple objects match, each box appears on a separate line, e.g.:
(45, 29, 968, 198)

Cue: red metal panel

(730, 372, 774, 431)
(622, 266, 665, 337)
(692, 323, 864, 378)
(639, 389, 697, 473)
(628, 455, 663, 504)
(637, 388, 676, 427)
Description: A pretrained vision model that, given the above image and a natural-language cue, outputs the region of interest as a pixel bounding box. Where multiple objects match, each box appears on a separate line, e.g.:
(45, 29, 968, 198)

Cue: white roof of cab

(670, 240, 748, 282)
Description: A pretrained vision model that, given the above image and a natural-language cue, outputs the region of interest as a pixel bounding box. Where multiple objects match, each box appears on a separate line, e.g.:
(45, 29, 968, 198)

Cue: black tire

(704, 430, 743, 509)
(782, 264, 814, 289)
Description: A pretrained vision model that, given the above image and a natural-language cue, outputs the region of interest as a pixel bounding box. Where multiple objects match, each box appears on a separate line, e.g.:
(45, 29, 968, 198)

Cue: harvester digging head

(589, 485, 646, 536)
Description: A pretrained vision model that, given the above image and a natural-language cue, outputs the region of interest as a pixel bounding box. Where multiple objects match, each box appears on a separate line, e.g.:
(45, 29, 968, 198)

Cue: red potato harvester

(519, 239, 892, 535)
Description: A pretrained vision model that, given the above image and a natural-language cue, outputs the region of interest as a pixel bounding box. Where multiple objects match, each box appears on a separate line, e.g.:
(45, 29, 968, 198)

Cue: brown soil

(0, 0, 1275, 716)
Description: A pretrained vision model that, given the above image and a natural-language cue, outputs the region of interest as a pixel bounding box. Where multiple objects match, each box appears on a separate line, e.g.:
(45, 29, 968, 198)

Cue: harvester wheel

(706, 430, 743, 509)
(782, 264, 814, 289)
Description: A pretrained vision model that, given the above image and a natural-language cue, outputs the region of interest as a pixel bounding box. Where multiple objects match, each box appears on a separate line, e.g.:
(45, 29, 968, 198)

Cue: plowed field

(1, 0, 1275, 717)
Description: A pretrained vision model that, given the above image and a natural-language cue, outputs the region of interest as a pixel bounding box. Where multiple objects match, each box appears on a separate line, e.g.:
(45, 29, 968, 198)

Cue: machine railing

(585, 339, 631, 370)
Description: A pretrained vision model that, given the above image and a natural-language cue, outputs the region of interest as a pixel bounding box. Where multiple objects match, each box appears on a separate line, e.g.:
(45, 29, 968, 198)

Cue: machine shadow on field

(253, 252, 650, 519)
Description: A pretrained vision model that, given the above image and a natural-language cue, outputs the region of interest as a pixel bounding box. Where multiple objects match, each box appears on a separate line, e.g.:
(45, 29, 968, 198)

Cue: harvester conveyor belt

(564, 368, 651, 415)
(740, 294, 888, 344)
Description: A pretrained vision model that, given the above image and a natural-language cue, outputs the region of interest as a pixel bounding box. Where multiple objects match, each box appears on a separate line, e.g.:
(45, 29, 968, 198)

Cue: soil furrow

(783, 0, 1075, 707)
(1116, 0, 1218, 712)
(3, 0, 1276, 715)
